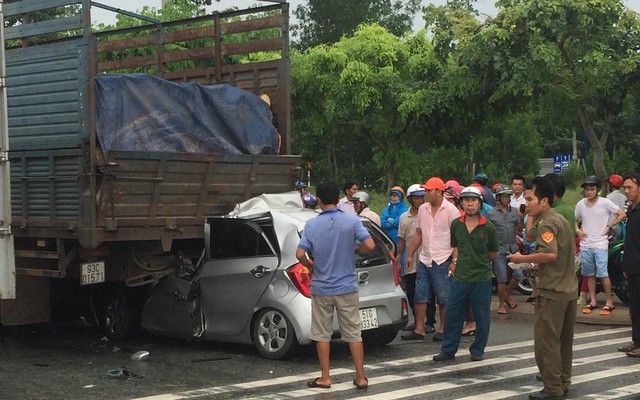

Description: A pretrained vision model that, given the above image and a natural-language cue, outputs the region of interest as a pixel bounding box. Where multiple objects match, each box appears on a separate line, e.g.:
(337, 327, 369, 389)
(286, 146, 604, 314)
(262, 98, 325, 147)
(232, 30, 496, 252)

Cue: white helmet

(352, 191, 370, 205)
(407, 184, 426, 197)
(459, 186, 483, 200)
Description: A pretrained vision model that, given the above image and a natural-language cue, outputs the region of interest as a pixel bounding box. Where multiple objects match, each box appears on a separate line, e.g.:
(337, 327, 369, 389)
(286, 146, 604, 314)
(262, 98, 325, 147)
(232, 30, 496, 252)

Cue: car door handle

(250, 265, 271, 278)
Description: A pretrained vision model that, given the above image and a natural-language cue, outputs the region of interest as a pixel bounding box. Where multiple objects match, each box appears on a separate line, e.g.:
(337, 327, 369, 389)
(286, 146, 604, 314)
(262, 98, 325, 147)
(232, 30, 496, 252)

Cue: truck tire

(100, 286, 142, 340)
(252, 308, 298, 360)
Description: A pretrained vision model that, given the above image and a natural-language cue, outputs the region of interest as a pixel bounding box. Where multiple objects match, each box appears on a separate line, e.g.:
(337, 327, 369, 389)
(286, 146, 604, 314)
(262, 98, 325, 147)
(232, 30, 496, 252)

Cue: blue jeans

(441, 280, 492, 357)
(414, 260, 451, 305)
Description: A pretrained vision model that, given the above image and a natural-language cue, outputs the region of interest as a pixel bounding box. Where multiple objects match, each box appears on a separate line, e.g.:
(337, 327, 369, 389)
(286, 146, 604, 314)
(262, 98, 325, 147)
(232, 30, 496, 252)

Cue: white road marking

(130, 326, 632, 400)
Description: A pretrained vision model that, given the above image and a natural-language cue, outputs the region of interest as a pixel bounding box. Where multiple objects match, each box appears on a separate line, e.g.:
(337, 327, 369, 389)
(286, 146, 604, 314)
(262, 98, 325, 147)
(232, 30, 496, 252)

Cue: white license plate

(81, 261, 105, 285)
(360, 307, 379, 331)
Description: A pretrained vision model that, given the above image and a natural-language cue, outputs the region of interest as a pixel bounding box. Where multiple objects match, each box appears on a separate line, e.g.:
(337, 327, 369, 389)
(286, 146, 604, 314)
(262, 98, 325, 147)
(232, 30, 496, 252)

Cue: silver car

(140, 192, 408, 359)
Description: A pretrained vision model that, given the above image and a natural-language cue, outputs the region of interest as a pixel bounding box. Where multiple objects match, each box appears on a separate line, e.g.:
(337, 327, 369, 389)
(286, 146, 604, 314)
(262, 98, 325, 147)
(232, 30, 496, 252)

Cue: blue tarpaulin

(95, 74, 278, 155)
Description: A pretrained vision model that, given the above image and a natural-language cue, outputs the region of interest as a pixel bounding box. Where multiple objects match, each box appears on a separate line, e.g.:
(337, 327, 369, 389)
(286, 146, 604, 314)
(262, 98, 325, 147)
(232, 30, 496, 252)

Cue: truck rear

(0, 0, 300, 336)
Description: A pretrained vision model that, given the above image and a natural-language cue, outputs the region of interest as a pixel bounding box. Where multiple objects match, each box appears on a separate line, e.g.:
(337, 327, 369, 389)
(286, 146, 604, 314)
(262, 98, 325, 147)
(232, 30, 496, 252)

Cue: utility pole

(0, 0, 16, 300)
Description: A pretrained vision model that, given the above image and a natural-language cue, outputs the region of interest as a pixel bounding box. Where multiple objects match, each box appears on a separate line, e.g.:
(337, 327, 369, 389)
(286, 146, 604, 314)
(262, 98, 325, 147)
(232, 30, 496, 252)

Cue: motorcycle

(514, 226, 629, 305)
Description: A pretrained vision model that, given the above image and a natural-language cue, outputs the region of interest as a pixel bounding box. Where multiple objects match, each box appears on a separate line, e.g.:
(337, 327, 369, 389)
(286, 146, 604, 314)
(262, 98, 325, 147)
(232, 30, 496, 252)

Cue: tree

(292, 25, 441, 189)
(480, 0, 640, 186)
(292, 0, 421, 50)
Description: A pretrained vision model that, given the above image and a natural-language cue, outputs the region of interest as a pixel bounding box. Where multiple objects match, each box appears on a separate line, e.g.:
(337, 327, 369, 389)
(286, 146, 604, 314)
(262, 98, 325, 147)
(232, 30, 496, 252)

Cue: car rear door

(200, 218, 279, 337)
(355, 223, 398, 297)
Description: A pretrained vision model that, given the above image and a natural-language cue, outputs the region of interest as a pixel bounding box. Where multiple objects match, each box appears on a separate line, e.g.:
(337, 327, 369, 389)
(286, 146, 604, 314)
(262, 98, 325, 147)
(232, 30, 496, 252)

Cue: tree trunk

(578, 106, 608, 189)
(386, 168, 395, 192)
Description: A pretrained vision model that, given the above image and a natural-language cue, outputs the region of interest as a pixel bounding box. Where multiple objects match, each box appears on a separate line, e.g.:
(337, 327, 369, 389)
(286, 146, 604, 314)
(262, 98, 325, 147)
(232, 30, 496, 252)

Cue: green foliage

(562, 161, 586, 190)
(292, 0, 421, 50)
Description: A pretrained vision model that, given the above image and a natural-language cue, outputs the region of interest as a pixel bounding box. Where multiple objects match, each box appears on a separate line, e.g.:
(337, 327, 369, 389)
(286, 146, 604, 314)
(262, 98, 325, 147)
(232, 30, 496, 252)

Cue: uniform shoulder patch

(541, 231, 554, 243)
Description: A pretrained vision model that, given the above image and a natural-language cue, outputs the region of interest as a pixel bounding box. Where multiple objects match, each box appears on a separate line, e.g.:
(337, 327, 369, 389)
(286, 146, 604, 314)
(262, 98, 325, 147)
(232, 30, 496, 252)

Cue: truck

(0, 0, 300, 338)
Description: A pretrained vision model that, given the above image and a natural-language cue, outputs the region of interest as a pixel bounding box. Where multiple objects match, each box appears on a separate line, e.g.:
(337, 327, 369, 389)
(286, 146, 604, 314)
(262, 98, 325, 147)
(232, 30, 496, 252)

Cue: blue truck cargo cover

(96, 74, 279, 156)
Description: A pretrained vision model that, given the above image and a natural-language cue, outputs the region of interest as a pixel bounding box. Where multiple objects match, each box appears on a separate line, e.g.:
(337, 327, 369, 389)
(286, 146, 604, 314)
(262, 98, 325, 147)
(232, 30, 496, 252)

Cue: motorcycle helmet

(608, 174, 623, 188)
(581, 175, 602, 188)
(352, 191, 371, 205)
(472, 172, 489, 185)
(459, 186, 483, 200)
(301, 193, 317, 208)
(495, 184, 513, 197)
(444, 179, 460, 190)
(388, 186, 405, 200)
(294, 181, 308, 190)
(407, 184, 426, 198)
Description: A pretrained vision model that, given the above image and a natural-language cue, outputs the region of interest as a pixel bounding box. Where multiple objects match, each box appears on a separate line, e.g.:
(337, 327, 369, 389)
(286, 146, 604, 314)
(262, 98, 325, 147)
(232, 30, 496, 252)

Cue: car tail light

(288, 263, 311, 298)
(388, 250, 400, 286)
(401, 298, 408, 319)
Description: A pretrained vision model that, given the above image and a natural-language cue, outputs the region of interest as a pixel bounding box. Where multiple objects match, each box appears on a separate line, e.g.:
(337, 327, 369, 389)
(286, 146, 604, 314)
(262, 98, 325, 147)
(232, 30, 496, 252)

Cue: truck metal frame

(1, 0, 300, 327)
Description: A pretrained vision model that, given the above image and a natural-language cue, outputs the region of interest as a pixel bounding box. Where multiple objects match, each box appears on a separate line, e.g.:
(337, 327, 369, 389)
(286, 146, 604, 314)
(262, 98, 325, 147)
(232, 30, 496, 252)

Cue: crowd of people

(295, 172, 640, 399)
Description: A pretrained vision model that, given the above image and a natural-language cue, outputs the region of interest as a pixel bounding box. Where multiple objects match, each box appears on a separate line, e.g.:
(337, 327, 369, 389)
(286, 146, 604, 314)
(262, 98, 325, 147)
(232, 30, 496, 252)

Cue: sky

(91, 1, 640, 27)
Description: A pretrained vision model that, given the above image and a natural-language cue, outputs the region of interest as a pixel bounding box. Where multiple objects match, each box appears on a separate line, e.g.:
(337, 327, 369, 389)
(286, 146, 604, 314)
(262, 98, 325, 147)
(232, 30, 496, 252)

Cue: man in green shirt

(509, 176, 577, 399)
(433, 186, 499, 362)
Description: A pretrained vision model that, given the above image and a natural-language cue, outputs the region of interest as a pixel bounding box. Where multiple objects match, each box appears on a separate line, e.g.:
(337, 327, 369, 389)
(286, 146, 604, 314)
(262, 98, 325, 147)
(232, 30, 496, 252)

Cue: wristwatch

(451, 258, 458, 264)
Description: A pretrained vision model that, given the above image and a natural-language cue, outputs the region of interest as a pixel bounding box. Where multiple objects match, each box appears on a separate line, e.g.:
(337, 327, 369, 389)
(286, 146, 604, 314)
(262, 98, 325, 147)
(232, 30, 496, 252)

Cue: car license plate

(360, 307, 379, 331)
(81, 261, 105, 285)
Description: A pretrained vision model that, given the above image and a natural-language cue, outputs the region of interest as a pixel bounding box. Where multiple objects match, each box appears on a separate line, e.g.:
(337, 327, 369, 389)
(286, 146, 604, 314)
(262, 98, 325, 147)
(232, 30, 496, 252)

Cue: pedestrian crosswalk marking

(454, 365, 640, 400)
(581, 383, 640, 399)
(246, 338, 629, 400)
(130, 327, 633, 400)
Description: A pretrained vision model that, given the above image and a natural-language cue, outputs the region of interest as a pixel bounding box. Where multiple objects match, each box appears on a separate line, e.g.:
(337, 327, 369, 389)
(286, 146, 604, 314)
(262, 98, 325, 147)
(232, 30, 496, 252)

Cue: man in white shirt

(510, 174, 526, 213)
(607, 174, 628, 211)
(576, 176, 626, 316)
(337, 180, 358, 214)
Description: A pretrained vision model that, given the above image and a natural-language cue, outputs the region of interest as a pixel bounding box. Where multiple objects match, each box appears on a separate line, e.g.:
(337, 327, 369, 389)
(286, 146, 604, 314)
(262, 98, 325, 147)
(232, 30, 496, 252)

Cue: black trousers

(628, 272, 640, 346)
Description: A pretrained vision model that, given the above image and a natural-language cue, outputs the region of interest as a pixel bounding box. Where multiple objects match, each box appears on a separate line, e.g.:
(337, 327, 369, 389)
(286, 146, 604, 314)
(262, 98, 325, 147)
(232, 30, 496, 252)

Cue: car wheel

(363, 331, 398, 346)
(100, 287, 141, 340)
(517, 276, 534, 296)
(252, 308, 297, 360)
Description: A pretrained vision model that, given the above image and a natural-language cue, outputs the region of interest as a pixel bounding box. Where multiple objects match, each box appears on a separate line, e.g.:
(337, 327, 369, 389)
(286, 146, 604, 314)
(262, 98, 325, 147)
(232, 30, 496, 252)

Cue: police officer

(508, 176, 577, 399)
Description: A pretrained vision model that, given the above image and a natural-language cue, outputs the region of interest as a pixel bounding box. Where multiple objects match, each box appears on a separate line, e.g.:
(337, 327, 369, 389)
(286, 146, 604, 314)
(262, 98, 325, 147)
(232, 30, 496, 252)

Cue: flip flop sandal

(307, 378, 331, 389)
(461, 329, 476, 336)
(353, 377, 369, 390)
(582, 304, 598, 314)
(599, 305, 615, 315)
(497, 308, 507, 314)
(505, 300, 518, 309)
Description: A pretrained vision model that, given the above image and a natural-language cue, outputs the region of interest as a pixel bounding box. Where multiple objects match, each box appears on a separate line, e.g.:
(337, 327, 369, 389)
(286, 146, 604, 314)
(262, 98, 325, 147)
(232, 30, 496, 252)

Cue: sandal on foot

(461, 329, 476, 336)
(497, 308, 507, 315)
(353, 377, 368, 390)
(307, 378, 331, 389)
(599, 305, 615, 315)
(582, 304, 598, 314)
(505, 300, 518, 309)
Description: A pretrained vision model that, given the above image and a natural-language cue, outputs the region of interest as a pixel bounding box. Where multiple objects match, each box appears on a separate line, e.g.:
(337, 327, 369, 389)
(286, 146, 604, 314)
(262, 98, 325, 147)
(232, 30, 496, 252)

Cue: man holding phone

(488, 185, 524, 313)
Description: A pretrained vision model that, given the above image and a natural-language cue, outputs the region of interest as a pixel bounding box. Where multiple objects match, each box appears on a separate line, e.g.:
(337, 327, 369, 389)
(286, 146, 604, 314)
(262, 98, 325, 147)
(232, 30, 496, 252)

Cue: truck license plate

(360, 307, 379, 331)
(81, 261, 105, 285)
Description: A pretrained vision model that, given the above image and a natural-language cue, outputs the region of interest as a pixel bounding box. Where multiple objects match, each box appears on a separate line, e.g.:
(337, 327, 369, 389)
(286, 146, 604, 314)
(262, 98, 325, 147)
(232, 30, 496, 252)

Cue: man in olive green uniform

(509, 176, 577, 399)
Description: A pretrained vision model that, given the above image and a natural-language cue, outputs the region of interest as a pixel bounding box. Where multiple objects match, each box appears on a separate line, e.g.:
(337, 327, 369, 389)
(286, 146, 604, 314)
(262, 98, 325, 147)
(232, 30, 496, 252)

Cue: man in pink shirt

(401, 177, 461, 341)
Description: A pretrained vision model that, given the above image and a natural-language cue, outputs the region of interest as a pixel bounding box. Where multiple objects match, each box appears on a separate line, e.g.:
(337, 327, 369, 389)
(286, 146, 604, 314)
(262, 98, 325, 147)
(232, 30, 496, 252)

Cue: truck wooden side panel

(5, 2, 299, 251)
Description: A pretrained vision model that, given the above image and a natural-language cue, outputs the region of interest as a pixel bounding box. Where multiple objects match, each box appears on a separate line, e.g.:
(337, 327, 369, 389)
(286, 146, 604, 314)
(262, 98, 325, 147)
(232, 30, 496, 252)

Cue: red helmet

(445, 179, 460, 190)
(608, 174, 623, 188)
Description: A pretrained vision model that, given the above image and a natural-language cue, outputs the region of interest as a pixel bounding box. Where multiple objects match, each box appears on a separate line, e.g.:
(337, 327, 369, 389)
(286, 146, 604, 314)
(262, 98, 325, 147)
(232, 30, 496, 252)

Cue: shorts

(493, 253, 524, 283)
(310, 292, 362, 343)
(581, 248, 609, 278)
(414, 260, 451, 305)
